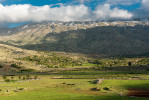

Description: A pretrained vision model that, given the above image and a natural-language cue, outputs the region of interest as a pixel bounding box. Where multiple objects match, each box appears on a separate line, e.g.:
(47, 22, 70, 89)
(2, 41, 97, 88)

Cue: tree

(128, 62, 132, 66)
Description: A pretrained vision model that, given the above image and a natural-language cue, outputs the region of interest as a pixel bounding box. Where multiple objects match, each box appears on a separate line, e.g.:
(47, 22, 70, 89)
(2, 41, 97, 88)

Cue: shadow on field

(72, 95, 149, 100)
(123, 83, 149, 98)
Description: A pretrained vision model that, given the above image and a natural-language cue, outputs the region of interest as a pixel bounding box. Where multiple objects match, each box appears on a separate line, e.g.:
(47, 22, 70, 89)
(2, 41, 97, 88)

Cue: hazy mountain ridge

(0, 21, 149, 57)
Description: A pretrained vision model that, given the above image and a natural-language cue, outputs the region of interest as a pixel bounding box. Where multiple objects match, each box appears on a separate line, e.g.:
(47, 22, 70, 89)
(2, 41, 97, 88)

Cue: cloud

(0, 3, 133, 25)
(141, 0, 149, 12)
(105, 0, 141, 6)
(0, 4, 91, 23)
(94, 4, 133, 20)
(77, 0, 91, 4)
(134, 0, 149, 18)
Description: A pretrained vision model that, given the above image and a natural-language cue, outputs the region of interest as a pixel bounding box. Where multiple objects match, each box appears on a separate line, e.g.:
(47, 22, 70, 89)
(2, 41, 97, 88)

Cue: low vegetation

(0, 44, 149, 100)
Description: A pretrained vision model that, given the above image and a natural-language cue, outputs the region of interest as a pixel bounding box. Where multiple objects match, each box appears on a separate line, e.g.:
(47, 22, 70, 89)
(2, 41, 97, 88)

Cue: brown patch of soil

(127, 88, 149, 97)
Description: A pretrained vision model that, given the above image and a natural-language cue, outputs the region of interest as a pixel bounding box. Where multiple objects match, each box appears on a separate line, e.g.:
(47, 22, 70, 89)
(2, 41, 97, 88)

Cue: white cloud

(77, 0, 90, 4)
(105, 0, 141, 6)
(141, 0, 149, 12)
(134, 0, 149, 18)
(0, 4, 91, 23)
(94, 4, 133, 20)
(0, 3, 133, 25)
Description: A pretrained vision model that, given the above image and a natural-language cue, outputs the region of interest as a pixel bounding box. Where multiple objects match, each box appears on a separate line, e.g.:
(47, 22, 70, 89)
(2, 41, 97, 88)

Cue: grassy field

(0, 73, 149, 100)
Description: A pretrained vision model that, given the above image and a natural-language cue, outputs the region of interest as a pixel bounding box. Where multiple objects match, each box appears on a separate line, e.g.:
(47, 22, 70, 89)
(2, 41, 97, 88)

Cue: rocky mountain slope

(0, 21, 149, 57)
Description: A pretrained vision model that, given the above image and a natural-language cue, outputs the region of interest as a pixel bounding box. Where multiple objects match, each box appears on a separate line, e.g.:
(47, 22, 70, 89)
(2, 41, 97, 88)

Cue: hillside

(0, 21, 149, 57)
(0, 44, 90, 73)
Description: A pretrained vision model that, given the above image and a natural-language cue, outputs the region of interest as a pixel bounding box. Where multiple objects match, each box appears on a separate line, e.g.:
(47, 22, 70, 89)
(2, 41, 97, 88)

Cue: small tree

(128, 62, 132, 66)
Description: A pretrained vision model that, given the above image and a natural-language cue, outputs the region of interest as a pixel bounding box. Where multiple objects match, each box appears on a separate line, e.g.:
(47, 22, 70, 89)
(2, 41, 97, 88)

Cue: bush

(103, 87, 109, 91)
(18, 88, 24, 90)
(34, 75, 38, 79)
(11, 76, 14, 80)
(90, 88, 100, 91)
(20, 69, 35, 72)
(0, 64, 3, 68)
(5, 79, 10, 82)
(26, 75, 31, 79)
(10, 64, 21, 69)
(18, 75, 21, 79)
(128, 62, 132, 66)
(23, 77, 26, 80)
(47, 65, 53, 68)
(3, 76, 7, 80)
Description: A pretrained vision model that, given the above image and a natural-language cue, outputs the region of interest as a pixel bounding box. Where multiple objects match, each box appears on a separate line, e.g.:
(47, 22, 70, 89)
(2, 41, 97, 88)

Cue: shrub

(11, 76, 14, 80)
(5, 79, 10, 82)
(3, 76, 7, 80)
(103, 87, 109, 91)
(128, 62, 132, 66)
(47, 65, 53, 68)
(18, 88, 24, 90)
(90, 87, 101, 91)
(34, 75, 38, 79)
(0, 64, 3, 68)
(20, 69, 35, 72)
(10, 64, 21, 69)
(23, 77, 26, 80)
(26, 75, 31, 79)
(18, 75, 21, 79)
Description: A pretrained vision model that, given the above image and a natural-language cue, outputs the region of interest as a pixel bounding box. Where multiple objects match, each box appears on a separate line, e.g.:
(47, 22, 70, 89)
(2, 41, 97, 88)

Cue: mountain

(0, 21, 149, 57)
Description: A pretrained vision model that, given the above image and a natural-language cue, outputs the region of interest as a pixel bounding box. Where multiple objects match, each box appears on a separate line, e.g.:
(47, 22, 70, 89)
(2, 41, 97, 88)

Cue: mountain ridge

(0, 21, 149, 57)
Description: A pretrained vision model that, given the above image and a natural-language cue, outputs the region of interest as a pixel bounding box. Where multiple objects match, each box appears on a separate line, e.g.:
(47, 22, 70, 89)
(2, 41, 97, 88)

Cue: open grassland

(0, 75, 149, 100)
(1, 66, 149, 100)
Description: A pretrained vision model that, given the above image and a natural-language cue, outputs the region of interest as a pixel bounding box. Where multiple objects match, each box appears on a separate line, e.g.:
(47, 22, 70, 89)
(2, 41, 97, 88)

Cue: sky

(0, 0, 149, 27)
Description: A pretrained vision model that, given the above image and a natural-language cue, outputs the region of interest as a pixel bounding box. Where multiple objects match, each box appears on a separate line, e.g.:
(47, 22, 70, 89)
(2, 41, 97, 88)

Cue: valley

(0, 21, 149, 100)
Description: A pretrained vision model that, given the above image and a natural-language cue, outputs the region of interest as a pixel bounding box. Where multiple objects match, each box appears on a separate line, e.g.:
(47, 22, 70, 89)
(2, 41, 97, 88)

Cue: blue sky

(0, 0, 141, 11)
(0, 0, 148, 28)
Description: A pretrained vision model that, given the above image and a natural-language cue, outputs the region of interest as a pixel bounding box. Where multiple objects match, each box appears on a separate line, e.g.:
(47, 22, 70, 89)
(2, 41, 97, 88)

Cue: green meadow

(0, 69, 149, 100)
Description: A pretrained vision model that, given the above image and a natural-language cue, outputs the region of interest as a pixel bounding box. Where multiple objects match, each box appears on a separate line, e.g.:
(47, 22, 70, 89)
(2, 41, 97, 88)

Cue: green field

(0, 70, 149, 100)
